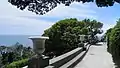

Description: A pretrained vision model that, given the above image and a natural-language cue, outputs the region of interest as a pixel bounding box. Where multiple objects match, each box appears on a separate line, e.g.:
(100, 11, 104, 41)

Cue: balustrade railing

(23, 35, 91, 68)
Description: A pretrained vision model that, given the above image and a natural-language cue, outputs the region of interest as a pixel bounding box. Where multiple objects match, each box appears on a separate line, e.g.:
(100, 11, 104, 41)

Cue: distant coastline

(0, 35, 39, 47)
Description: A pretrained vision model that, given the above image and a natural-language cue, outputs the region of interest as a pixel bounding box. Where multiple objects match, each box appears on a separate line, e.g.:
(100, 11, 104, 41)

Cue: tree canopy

(8, 0, 120, 15)
(43, 18, 103, 56)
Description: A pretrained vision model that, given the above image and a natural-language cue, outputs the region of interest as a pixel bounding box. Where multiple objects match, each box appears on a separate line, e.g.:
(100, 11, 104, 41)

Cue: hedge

(106, 19, 120, 68)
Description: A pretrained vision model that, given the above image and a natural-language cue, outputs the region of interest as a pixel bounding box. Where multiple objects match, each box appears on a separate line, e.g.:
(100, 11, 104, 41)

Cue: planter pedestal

(28, 36, 49, 68)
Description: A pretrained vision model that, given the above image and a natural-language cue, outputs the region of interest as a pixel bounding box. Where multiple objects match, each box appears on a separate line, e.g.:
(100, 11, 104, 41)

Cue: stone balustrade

(23, 36, 91, 68)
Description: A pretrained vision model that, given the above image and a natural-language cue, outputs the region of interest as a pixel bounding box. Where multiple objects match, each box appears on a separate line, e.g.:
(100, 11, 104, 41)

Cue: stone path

(74, 42, 115, 68)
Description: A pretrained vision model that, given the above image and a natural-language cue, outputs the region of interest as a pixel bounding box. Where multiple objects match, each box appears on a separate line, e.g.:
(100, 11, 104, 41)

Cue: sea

(0, 35, 102, 47)
(0, 35, 37, 47)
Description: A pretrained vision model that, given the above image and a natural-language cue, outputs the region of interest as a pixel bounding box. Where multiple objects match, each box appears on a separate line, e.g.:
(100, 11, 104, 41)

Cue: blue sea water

(0, 35, 35, 47)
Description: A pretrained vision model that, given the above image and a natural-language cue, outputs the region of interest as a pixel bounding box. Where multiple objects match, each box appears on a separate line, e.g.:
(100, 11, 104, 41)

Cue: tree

(0, 54, 3, 68)
(22, 47, 34, 59)
(0, 43, 34, 67)
(11, 42, 34, 60)
(43, 18, 103, 56)
(8, 0, 120, 15)
(0, 46, 6, 52)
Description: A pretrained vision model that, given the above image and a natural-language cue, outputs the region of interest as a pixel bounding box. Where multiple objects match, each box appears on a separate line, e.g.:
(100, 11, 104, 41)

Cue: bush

(5, 59, 28, 68)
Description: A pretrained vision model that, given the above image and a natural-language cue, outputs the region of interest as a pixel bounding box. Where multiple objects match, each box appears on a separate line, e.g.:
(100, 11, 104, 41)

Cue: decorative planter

(28, 36, 49, 68)
(29, 36, 49, 56)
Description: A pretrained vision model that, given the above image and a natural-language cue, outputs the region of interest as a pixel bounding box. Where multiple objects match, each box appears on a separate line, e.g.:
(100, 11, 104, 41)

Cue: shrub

(5, 58, 28, 68)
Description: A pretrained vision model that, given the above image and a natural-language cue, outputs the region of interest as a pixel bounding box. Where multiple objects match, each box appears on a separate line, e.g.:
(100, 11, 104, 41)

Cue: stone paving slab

(74, 42, 115, 68)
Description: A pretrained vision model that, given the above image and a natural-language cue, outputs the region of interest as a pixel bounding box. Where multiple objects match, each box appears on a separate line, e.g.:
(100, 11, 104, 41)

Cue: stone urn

(29, 36, 49, 56)
(79, 35, 85, 43)
(28, 36, 49, 68)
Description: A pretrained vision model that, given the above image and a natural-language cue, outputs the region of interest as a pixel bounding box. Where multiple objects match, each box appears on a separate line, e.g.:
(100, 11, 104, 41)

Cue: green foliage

(22, 47, 34, 59)
(8, 0, 120, 15)
(107, 27, 120, 58)
(0, 43, 34, 67)
(0, 56, 3, 68)
(106, 19, 120, 67)
(5, 59, 28, 68)
(11, 43, 34, 60)
(43, 18, 103, 56)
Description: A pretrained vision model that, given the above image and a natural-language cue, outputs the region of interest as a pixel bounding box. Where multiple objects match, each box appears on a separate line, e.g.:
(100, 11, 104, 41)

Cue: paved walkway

(74, 42, 115, 68)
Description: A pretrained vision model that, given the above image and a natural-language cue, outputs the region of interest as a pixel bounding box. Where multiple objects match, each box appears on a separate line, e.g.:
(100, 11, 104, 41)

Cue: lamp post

(28, 36, 49, 68)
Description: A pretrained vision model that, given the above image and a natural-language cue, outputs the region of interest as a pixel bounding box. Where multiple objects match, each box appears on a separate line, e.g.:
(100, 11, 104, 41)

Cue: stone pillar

(28, 36, 49, 68)
(79, 35, 86, 51)
(79, 35, 85, 43)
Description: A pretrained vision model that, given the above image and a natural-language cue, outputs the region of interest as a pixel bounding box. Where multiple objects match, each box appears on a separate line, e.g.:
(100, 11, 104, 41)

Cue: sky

(0, 0, 120, 35)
